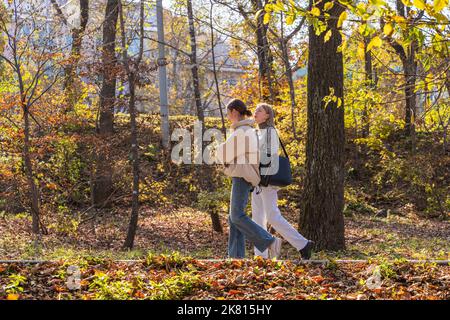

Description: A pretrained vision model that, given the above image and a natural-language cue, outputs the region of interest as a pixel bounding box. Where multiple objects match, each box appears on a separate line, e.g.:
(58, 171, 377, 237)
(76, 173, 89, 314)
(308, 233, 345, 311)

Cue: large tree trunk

(93, 0, 119, 207)
(299, 1, 346, 251)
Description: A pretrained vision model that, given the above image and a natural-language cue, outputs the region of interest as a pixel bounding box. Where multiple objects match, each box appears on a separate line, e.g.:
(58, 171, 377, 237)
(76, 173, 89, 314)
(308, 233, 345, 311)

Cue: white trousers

(251, 186, 308, 258)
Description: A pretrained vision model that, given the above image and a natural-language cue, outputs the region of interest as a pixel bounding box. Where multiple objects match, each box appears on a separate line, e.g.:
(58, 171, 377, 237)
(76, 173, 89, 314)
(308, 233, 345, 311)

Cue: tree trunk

(186, 0, 204, 124)
(210, 210, 223, 233)
(209, 0, 226, 136)
(123, 72, 140, 249)
(251, 0, 275, 102)
(299, 1, 346, 251)
(63, 0, 89, 111)
(392, 1, 418, 147)
(445, 63, 450, 97)
(156, 0, 170, 150)
(120, 0, 144, 249)
(93, 0, 119, 207)
(402, 53, 417, 150)
(23, 105, 40, 235)
(280, 37, 299, 140)
(362, 36, 373, 138)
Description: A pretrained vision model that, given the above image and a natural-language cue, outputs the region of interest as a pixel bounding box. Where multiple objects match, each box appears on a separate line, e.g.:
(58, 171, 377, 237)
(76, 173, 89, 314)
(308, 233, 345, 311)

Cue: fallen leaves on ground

(0, 255, 448, 300)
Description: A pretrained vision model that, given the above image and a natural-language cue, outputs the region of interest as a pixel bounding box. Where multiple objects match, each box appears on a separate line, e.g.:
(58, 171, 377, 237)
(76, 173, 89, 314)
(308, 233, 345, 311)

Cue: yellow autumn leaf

(324, 2, 334, 11)
(266, 4, 274, 12)
(311, 7, 321, 17)
(324, 29, 332, 42)
(286, 14, 295, 25)
(263, 12, 271, 25)
(434, 0, 449, 11)
(383, 23, 394, 36)
(337, 11, 347, 28)
(370, 0, 387, 5)
(357, 42, 365, 60)
(392, 15, 406, 24)
(7, 294, 20, 300)
(367, 36, 382, 52)
(337, 37, 348, 53)
(273, 0, 285, 11)
(413, 0, 426, 10)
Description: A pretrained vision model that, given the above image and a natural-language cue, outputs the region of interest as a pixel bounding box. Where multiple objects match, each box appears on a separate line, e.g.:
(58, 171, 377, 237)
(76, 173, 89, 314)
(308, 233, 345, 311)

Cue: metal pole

(156, 0, 170, 149)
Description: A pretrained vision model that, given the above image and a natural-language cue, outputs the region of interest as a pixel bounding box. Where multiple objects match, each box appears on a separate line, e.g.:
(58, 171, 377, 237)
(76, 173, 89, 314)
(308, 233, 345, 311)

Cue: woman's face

(227, 108, 239, 123)
(253, 106, 269, 124)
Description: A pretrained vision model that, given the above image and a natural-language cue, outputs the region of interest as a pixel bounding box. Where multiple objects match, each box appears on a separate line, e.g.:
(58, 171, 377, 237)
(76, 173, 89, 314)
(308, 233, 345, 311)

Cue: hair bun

(226, 98, 251, 116)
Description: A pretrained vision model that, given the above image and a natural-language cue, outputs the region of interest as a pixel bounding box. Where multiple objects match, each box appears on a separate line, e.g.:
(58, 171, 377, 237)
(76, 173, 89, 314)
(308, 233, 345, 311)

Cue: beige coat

(215, 119, 261, 187)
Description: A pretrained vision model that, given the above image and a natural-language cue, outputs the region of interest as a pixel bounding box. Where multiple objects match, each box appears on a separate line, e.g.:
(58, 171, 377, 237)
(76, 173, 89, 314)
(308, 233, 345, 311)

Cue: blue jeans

(228, 177, 275, 258)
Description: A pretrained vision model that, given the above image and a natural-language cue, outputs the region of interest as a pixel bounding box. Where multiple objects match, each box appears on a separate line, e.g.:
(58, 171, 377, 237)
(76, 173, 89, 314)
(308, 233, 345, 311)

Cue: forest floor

(0, 120, 448, 299)
(1, 203, 449, 261)
(1, 204, 449, 300)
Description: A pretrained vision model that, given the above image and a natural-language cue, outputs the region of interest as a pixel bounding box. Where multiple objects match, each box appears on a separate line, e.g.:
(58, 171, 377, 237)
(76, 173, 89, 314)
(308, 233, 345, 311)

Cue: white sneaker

(268, 237, 282, 259)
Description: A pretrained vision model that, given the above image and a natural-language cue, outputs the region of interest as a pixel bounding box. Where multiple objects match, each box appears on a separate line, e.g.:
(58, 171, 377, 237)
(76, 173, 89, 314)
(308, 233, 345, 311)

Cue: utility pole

(156, 0, 170, 149)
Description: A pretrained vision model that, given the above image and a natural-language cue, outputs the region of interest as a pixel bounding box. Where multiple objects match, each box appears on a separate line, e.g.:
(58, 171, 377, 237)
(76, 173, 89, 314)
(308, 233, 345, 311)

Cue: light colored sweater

(215, 119, 261, 187)
(257, 126, 281, 190)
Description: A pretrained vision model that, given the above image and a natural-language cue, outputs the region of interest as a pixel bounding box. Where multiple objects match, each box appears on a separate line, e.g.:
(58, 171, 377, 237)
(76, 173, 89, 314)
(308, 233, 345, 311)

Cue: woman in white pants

(252, 103, 314, 259)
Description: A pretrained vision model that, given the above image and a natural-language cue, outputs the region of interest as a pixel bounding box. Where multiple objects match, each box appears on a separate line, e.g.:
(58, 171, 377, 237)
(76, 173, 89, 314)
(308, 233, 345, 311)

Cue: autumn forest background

(0, 0, 449, 300)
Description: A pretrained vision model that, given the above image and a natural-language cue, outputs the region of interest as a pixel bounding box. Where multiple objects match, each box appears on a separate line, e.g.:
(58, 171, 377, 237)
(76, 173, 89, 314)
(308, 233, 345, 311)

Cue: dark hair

(226, 98, 252, 117)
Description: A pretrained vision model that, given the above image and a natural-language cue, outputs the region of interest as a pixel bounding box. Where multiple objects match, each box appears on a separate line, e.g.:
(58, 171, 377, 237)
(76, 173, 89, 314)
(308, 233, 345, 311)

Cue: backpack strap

(267, 126, 289, 159)
(277, 133, 289, 159)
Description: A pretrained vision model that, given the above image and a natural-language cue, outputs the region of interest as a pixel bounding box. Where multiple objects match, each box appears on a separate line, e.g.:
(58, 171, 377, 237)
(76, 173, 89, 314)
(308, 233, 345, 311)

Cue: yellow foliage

(366, 36, 382, 52)
(311, 7, 321, 17)
(433, 0, 448, 11)
(383, 23, 394, 37)
(413, 0, 426, 10)
(337, 11, 347, 29)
